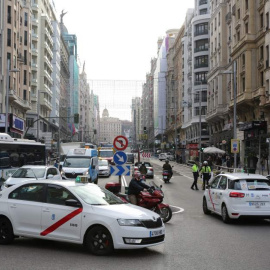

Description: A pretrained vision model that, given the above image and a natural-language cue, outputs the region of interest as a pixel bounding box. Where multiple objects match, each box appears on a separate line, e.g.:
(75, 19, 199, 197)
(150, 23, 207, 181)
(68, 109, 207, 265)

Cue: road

(1, 159, 270, 270)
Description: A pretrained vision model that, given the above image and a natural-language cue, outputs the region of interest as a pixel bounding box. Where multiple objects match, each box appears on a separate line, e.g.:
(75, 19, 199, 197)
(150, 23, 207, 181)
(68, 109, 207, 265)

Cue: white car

(98, 159, 111, 177)
(0, 180, 165, 255)
(2, 165, 62, 189)
(203, 173, 270, 223)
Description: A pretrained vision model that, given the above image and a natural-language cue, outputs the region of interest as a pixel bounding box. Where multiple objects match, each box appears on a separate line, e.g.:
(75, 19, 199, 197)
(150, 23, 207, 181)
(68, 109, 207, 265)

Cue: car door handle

(10, 204, 16, 208)
(42, 209, 50, 213)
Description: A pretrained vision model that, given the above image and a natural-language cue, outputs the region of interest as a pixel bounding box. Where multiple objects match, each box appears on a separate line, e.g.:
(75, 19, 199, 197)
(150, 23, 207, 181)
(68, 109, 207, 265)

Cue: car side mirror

(47, 174, 54, 179)
(206, 184, 211, 189)
(65, 199, 82, 208)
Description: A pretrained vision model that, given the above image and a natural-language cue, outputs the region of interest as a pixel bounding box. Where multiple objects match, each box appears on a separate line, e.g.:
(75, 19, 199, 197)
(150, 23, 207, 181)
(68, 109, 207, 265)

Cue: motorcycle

(105, 181, 172, 223)
(162, 166, 173, 183)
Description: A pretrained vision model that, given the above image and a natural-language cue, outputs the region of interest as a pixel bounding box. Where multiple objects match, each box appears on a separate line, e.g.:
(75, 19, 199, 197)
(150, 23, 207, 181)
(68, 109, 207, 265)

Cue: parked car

(134, 162, 154, 178)
(203, 173, 270, 223)
(98, 159, 111, 177)
(1, 165, 62, 189)
(166, 153, 174, 161)
(0, 179, 165, 255)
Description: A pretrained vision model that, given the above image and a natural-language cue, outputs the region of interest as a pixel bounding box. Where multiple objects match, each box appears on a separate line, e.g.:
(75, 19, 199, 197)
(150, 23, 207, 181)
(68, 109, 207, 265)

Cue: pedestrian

(139, 162, 147, 176)
(200, 161, 211, 190)
(261, 158, 265, 174)
(226, 156, 231, 168)
(54, 158, 59, 168)
(191, 161, 199, 190)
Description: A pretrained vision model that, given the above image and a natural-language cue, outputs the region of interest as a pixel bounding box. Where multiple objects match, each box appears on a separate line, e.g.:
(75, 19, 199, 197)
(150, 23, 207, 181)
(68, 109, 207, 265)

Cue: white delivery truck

(61, 148, 99, 184)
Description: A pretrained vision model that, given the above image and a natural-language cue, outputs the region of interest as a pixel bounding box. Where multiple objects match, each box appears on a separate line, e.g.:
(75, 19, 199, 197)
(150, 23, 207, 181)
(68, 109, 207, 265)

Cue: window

(23, 89, 27, 100)
(195, 72, 207, 84)
(24, 50, 27, 65)
(218, 177, 227, 190)
(24, 31, 27, 46)
(261, 13, 264, 29)
(237, 31, 240, 41)
(200, 9, 207, 15)
(194, 39, 208, 52)
(46, 185, 76, 205)
(260, 46, 264, 60)
(9, 184, 45, 202)
(242, 53, 245, 66)
(267, 12, 269, 30)
(23, 70, 27, 85)
(266, 46, 269, 67)
(24, 12, 28, 27)
(195, 55, 208, 68)
(245, 0, 248, 10)
(26, 118, 34, 127)
(242, 77, 245, 92)
(7, 29, 11, 46)
(210, 176, 221, 189)
(194, 23, 208, 36)
(245, 22, 248, 33)
(261, 71, 264, 87)
(238, 9, 240, 20)
(47, 168, 58, 177)
(7, 6, 11, 24)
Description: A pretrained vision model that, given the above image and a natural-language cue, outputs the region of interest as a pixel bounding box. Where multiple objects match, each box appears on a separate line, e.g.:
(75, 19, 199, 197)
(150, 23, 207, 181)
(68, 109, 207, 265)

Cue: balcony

(199, 0, 207, 5)
(31, 78, 38, 86)
(31, 94, 37, 102)
(194, 63, 208, 69)
(225, 12, 232, 23)
(45, 28, 53, 45)
(13, 96, 31, 110)
(31, 3, 39, 11)
(32, 32, 38, 41)
(32, 47, 38, 55)
(40, 97, 52, 111)
(9, 90, 17, 101)
(252, 87, 265, 99)
(44, 83, 53, 97)
(43, 70, 53, 84)
(194, 29, 208, 37)
(31, 62, 38, 71)
(44, 56, 53, 71)
(31, 17, 38, 26)
(44, 42, 53, 58)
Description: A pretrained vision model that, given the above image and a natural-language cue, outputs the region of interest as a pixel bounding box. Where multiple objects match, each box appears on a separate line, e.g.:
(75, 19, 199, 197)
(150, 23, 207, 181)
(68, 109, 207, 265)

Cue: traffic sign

(110, 165, 131, 176)
(231, 139, 239, 154)
(113, 151, 127, 165)
(113, 135, 128, 151)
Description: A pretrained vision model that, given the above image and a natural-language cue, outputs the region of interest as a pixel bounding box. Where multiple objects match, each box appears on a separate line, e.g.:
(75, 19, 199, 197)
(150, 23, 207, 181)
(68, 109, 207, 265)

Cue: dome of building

(102, 108, 109, 118)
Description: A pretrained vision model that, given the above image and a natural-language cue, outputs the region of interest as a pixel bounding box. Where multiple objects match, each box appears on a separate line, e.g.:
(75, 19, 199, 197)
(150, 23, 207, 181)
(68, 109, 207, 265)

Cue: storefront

(186, 143, 198, 161)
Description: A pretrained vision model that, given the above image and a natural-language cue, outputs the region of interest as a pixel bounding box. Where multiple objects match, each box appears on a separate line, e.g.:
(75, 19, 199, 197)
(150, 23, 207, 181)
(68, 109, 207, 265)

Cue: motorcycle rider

(128, 171, 150, 205)
(200, 161, 212, 190)
(163, 159, 173, 178)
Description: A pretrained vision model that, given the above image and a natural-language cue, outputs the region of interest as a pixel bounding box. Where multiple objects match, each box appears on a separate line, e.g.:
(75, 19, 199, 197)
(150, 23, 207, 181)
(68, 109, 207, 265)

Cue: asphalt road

(1, 159, 270, 270)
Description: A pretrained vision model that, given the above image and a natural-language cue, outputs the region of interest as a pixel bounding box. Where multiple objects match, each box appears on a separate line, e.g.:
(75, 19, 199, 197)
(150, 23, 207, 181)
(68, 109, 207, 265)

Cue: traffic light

(143, 127, 147, 134)
(74, 113, 79, 124)
(200, 147, 205, 152)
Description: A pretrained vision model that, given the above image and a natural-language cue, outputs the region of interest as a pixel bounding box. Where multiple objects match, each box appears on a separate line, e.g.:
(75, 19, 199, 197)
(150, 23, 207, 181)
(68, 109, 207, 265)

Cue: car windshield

(70, 185, 125, 205)
(63, 158, 90, 168)
(229, 179, 270, 190)
(144, 163, 151, 167)
(12, 168, 46, 178)
(99, 150, 114, 157)
(98, 160, 108, 166)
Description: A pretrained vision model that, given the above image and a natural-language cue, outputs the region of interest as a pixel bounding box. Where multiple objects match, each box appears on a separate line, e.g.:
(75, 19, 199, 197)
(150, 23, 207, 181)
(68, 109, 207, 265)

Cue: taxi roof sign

(75, 176, 88, 183)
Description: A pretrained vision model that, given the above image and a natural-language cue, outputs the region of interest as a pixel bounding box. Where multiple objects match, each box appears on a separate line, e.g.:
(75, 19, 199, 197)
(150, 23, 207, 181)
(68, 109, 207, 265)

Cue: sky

(53, 0, 195, 119)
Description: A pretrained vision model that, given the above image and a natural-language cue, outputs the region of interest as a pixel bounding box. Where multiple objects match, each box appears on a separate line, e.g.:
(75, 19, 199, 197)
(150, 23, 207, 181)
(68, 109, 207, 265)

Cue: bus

(0, 133, 46, 181)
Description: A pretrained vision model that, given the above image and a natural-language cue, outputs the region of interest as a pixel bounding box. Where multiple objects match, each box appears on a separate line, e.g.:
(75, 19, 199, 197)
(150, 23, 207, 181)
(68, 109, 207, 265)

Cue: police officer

(191, 161, 199, 190)
(200, 161, 211, 190)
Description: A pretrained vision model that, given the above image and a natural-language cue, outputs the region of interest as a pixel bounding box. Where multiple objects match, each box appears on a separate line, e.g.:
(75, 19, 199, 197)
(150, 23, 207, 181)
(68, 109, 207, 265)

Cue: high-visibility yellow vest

(200, 166, 211, 173)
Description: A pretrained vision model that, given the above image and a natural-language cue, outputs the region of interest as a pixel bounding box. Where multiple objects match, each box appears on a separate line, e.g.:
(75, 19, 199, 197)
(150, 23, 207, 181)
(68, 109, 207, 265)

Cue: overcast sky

(53, 0, 195, 119)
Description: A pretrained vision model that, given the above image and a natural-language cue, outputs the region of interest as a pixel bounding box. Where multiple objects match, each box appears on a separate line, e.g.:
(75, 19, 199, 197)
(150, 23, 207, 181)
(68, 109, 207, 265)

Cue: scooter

(105, 181, 172, 223)
(162, 165, 174, 183)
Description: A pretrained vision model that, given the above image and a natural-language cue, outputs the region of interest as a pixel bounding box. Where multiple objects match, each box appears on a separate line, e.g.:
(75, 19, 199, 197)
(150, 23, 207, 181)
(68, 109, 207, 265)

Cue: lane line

(170, 205, 184, 214)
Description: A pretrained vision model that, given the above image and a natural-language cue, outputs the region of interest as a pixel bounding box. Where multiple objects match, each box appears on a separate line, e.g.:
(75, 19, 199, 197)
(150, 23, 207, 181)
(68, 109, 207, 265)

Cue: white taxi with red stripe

(203, 173, 270, 223)
(0, 180, 165, 255)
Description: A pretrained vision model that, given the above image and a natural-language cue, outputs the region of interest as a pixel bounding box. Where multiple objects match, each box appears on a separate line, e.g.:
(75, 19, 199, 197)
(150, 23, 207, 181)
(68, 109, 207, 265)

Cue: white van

(61, 148, 99, 184)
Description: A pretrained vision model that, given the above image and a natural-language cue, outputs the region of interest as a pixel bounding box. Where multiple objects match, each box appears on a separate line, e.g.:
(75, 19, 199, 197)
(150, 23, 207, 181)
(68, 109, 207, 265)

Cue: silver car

(2, 165, 62, 189)
(98, 159, 111, 177)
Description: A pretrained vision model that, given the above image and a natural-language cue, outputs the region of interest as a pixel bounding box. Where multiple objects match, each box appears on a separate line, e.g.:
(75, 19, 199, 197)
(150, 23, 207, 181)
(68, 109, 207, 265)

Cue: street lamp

(222, 61, 237, 169)
(5, 59, 20, 133)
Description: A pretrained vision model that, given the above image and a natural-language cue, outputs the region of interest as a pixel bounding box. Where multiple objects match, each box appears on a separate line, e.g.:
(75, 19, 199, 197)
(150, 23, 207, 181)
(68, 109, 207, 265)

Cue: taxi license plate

(249, 202, 266, 208)
(150, 229, 164, 237)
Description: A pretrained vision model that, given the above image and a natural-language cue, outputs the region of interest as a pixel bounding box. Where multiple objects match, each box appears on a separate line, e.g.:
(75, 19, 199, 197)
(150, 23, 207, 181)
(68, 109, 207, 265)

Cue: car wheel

(94, 177, 99, 185)
(203, 197, 210, 215)
(84, 226, 114, 256)
(221, 204, 231, 224)
(0, 217, 14, 245)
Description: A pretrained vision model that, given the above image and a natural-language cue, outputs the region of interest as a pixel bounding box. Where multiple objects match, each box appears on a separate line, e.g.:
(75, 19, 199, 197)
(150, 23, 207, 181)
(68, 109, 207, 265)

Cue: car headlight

(117, 219, 143, 227)
(83, 171, 89, 176)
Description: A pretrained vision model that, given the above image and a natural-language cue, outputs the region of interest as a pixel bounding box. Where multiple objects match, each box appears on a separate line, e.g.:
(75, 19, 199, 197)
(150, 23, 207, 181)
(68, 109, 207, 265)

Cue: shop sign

(11, 115, 24, 132)
(186, 143, 198, 150)
(0, 113, 8, 128)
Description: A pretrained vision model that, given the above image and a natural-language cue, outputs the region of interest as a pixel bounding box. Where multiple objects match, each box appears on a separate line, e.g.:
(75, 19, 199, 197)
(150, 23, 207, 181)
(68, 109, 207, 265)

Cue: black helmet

(165, 159, 169, 163)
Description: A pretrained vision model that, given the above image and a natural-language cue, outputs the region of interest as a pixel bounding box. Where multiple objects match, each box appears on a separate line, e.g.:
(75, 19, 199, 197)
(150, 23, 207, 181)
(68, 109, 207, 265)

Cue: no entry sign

(113, 135, 128, 151)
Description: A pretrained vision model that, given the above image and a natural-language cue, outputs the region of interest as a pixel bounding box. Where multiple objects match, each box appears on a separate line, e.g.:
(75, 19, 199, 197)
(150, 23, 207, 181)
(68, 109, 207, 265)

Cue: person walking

(191, 161, 199, 190)
(200, 161, 211, 190)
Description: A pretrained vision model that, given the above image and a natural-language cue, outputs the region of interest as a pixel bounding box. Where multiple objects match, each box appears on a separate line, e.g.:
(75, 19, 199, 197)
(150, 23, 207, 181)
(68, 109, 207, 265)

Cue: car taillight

(229, 192, 245, 198)
(149, 168, 153, 171)
(134, 168, 138, 171)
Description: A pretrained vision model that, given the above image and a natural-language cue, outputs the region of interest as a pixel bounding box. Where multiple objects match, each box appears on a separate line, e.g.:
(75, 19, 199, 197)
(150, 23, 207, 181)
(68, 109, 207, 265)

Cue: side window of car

(210, 176, 221, 189)
(218, 176, 227, 190)
(46, 185, 76, 205)
(50, 168, 58, 176)
(9, 184, 45, 202)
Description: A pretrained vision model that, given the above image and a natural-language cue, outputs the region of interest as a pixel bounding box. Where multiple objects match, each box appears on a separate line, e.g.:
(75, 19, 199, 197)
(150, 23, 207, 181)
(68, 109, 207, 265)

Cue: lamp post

(5, 59, 20, 133)
(222, 61, 237, 169)
(37, 90, 47, 141)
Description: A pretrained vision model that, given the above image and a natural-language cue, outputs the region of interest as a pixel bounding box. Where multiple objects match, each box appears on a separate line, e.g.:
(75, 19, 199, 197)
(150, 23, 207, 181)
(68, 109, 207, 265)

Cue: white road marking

(170, 205, 185, 214)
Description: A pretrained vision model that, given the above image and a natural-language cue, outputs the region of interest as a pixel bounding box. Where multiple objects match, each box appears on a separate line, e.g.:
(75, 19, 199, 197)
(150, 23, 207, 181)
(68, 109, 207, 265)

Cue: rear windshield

(229, 179, 270, 190)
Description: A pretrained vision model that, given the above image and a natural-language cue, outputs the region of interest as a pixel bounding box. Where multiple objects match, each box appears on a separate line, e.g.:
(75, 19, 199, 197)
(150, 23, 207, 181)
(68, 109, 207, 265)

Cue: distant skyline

(54, 0, 195, 119)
